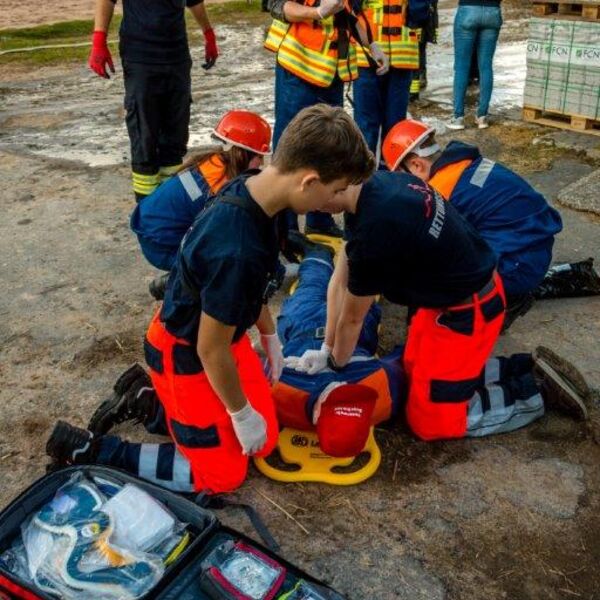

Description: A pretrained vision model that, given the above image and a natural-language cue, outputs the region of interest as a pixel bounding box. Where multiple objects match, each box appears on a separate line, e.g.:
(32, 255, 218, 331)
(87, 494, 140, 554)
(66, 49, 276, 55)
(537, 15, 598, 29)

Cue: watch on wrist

(327, 354, 344, 372)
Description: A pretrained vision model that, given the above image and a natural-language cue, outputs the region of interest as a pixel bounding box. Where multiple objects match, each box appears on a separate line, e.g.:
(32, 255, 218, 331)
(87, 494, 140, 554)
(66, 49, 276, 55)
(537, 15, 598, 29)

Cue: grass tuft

(0, 1, 268, 66)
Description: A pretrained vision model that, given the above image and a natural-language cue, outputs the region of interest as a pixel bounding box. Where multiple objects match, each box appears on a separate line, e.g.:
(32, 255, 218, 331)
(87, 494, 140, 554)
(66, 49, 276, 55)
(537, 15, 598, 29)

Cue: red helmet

(212, 110, 272, 156)
(382, 119, 439, 171)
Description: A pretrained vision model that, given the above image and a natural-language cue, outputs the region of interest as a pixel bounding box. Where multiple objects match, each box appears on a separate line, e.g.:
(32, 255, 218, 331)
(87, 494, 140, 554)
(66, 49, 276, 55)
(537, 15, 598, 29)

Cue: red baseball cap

(316, 384, 377, 457)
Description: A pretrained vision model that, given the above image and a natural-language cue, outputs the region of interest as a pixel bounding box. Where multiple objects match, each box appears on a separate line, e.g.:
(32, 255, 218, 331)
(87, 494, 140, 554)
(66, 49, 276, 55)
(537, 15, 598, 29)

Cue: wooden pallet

(523, 106, 600, 136)
(532, 0, 600, 20)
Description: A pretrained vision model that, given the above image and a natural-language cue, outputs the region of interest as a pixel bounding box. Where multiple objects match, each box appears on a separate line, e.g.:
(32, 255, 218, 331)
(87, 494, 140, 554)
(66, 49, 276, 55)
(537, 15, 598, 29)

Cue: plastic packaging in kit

(0, 473, 195, 599)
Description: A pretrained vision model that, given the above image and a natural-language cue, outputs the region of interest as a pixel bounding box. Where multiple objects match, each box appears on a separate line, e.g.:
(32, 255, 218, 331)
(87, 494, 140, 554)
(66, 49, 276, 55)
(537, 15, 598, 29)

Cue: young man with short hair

(382, 119, 563, 329)
(265, 0, 387, 236)
(46, 105, 376, 493)
(290, 170, 588, 442)
(81, 236, 405, 461)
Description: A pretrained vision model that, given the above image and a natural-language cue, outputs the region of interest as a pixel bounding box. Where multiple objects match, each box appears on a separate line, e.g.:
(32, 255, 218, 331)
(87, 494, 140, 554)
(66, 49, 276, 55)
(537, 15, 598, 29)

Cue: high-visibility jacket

(130, 154, 228, 271)
(355, 0, 419, 69)
(264, 1, 358, 88)
(428, 142, 563, 296)
(273, 347, 405, 431)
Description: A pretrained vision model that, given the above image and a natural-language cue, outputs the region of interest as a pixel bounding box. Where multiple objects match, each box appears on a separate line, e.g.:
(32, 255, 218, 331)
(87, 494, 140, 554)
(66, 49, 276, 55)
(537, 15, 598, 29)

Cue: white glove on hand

(312, 381, 347, 425)
(317, 0, 345, 19)
(229, 402, 268, 456)
(284, 343, 331, 375)
(260, 333, 284, 384)
(369, 42, 390, 76)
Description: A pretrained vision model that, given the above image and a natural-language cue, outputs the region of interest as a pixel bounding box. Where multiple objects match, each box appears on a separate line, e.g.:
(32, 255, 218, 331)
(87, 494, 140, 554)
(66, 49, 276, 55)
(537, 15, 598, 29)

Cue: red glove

(202, 28, 219, 70)
(88, 31, 115, 79)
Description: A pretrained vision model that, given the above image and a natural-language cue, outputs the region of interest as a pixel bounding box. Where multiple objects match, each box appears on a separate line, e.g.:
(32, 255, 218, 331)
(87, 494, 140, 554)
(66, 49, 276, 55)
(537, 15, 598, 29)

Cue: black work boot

(533, 348, 589, 421)
(535, 258, 600, 299)
(88, 364, 156, 435)
(502, 293, 535, 333)
(149, 273, 169, 301)
(46, 421, 99, 466)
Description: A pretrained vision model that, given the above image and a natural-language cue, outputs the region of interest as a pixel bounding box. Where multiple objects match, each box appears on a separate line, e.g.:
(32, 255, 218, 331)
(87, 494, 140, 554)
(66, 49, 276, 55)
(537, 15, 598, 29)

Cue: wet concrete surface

(1, 1, 600, 599)
(0, 3, 529, 167)
(0, 24, 276, 167)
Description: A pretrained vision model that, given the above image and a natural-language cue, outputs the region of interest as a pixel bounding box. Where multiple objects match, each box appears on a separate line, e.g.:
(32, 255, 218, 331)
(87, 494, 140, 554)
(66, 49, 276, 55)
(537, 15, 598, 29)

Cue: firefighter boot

(88, 364, 157, 435)
(533, 349, 589, 421)
(149, 273, 169, 301)
(46, 421, 99, 467)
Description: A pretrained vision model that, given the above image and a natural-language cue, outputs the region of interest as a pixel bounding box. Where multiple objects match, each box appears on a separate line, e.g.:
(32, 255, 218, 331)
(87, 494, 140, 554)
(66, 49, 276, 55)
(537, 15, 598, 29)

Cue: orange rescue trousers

(145, 313, 279, 493)
(404, 273, 506, 440)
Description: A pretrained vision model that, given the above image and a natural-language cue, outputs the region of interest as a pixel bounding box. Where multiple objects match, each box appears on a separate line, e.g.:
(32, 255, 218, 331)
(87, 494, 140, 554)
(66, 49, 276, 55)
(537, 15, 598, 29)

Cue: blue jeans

(273, 64, 343, 232)
(353, 67, 412, 156)
(277, 249, 381, 358)
(453, 5, 502, 118)
(277, 249, 405, 422)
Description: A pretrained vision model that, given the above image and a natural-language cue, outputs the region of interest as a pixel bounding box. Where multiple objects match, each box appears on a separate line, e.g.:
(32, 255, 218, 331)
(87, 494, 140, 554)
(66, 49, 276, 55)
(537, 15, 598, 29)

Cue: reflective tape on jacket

(355, 0, 419, 69)
(264, 10, 358, 87)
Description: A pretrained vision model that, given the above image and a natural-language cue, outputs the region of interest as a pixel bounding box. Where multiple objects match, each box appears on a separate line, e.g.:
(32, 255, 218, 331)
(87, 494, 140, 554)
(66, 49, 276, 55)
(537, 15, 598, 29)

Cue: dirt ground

(1, 1, 600, 599)
(0, 0, 102, 29)
(0, 0, 237, 29)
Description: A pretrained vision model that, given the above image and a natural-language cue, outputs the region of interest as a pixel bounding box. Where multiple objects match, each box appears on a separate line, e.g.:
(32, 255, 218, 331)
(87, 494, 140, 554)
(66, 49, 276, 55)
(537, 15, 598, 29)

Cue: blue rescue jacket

(130, 164, 217, 271)
(429, 142, 563, 296)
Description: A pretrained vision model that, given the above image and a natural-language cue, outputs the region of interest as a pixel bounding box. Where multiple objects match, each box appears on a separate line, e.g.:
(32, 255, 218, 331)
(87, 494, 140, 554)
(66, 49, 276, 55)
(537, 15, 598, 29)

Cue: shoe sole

(534, 346, 591, 399)
(534, 359, 588, 421)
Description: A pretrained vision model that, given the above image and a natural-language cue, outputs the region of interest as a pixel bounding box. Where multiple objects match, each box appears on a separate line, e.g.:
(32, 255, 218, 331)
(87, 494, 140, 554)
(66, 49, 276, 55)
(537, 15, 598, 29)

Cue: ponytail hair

(178, 146, 256, 179)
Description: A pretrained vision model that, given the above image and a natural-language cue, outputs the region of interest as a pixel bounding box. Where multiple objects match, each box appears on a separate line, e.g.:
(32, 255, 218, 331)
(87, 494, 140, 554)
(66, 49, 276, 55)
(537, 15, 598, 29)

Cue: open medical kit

(0, 466, 345, 600)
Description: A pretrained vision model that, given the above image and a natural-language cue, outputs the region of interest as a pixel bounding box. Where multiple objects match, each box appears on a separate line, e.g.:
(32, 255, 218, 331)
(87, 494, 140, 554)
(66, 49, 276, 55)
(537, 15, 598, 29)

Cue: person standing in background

(352, 0, 418, 159)
(448, 0, 502, 130)
(409, 0, 438, 102)
(88, 0, 219, 200)
(265, 0, 382, 235)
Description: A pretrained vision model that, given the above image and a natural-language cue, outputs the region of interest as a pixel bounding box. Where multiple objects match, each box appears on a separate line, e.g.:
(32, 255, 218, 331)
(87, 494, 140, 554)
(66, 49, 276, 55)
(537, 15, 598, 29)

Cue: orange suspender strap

(428, 159, 473, 201)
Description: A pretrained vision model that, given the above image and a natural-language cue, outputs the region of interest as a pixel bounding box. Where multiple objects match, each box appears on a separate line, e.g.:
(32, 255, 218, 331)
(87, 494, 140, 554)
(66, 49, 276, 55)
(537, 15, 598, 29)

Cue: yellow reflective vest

(264, 1, 358, 88)
(355, 0, 419, 69)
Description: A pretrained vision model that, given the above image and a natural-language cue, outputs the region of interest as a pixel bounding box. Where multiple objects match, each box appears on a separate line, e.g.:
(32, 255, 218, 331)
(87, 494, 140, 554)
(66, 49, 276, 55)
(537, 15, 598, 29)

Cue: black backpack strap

(178, 189, 279, 303)
(194, 492, 281, 553)
(346, 0, 379, 71)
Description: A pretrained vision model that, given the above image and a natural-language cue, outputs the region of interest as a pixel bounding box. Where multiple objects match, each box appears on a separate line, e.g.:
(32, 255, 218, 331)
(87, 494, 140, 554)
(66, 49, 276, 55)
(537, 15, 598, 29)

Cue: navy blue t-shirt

(115, 0, 203, 64)
(160, 176, 280, 346)
(344, 171, 496, 308)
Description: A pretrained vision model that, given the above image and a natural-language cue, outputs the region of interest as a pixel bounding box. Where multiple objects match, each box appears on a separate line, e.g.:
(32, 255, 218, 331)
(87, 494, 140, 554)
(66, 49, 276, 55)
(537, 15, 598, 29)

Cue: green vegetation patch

(0, 1, 268, 65)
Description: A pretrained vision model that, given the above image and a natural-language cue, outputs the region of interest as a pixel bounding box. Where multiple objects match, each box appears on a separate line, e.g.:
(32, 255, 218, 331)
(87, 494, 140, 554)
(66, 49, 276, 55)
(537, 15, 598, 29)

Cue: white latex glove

(369, 42, 389, 76)
(317, 0, 345, 19)
(260, 333, 284, 384)
(229, 402, 267, 456)
(284, 343, 331, 375)
(312, 381, 347, 425)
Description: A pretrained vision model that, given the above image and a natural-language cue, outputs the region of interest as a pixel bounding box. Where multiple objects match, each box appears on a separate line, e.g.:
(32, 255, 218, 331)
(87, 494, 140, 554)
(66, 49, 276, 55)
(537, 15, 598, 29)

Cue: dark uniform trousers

(123, 60, 192, 200)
